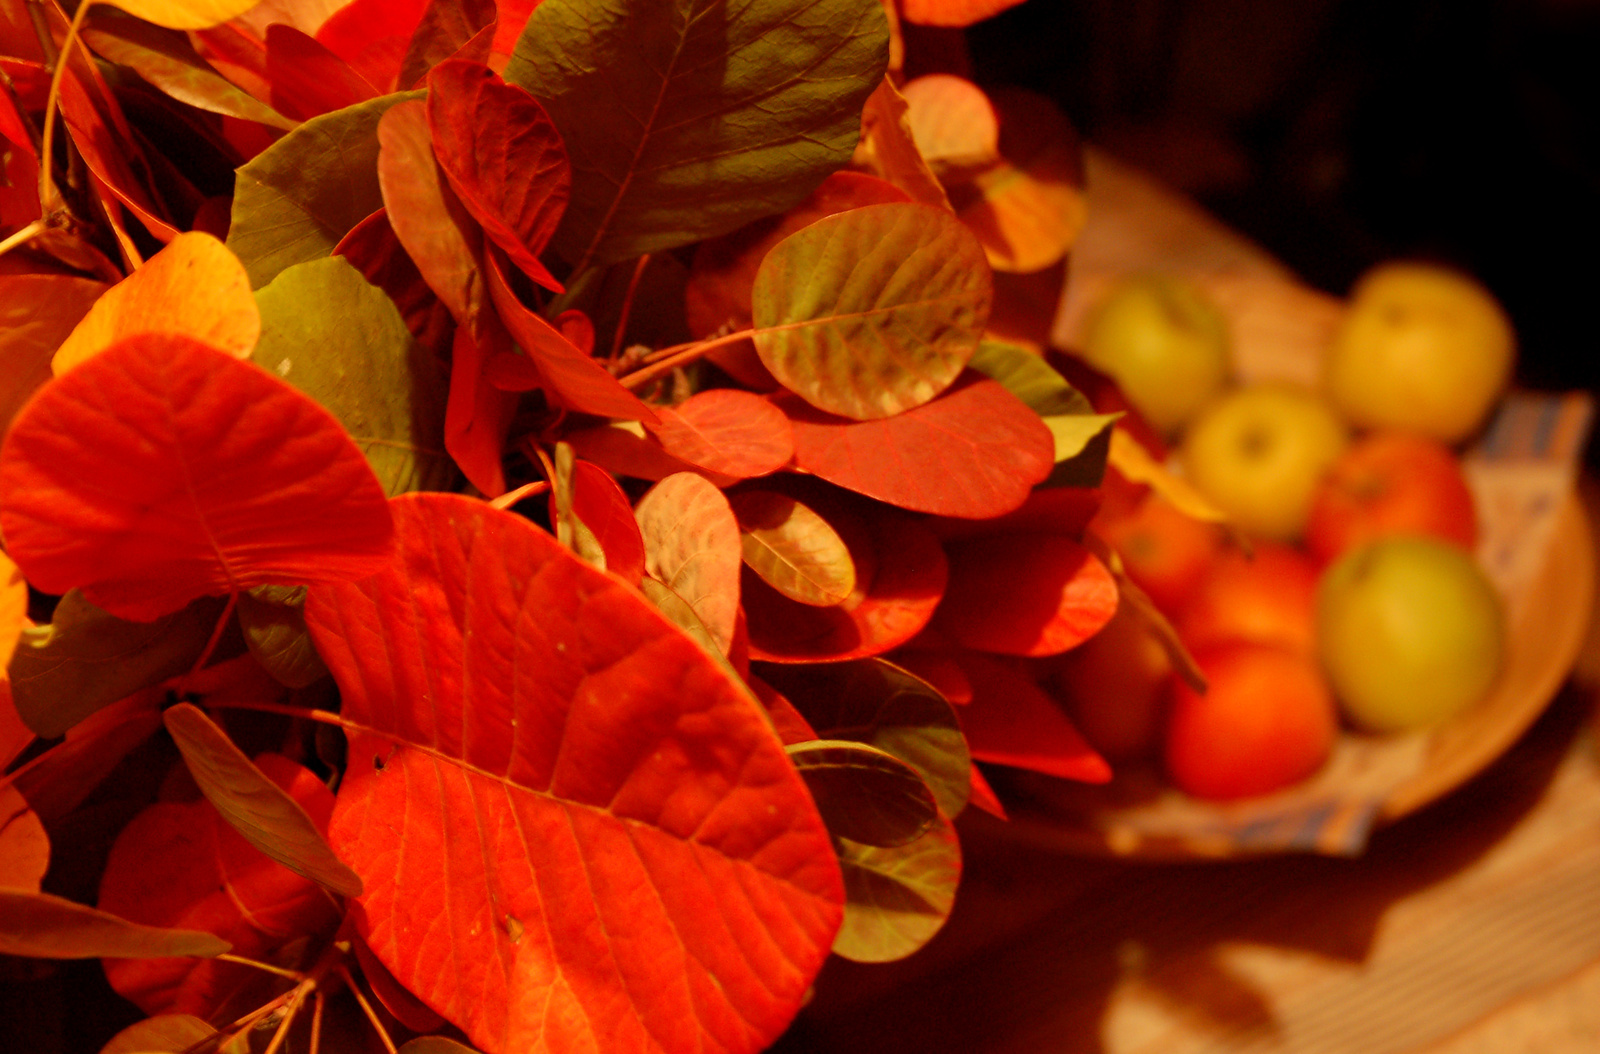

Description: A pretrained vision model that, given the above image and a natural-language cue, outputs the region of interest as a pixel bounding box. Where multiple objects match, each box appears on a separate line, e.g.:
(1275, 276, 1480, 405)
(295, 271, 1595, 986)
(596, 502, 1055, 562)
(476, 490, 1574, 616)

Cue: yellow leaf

(1, 549, 26, 671)
(900, 75, 999, 174)
(1106, 427, 1229, 524)
(853, 76, 951, 211)
(96, 0, 269, 31)
(53, 232, 259, 374)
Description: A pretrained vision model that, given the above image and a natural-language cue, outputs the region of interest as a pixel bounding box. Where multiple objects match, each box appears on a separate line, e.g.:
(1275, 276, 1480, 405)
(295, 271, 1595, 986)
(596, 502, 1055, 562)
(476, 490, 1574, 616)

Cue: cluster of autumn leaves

(1, 0, 1114, 1053)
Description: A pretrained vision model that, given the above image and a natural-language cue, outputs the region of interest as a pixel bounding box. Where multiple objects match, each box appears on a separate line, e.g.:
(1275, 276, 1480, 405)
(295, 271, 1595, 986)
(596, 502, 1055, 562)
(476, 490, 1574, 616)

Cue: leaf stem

(309, 990, 325, 1054)
(260, 981, 313, 1054)
(619, 328, 755, 391)
(36, 0, 93, 217)
(216, 953, 308, 982)
(0, 218, 47, 260)
(205, 698, 354, 729)
(340, 963, 399, 1054)
(188, 590, 240, 677)
(607, 253, 651, 366)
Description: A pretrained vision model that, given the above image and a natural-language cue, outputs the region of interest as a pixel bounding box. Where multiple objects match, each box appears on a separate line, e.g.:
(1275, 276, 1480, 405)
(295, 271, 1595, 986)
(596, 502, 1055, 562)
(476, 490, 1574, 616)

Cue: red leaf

(444, 320, 517, 497)
(428, 59, 569, 293)
(315, 0, 429, 92)
(546, 459, 645, 585)
(483, 246, 654, 420)
(954, 651, 1110, 783)
(353, 935, 447, 1034)
(490, 0, 543, 61)
(743, 482, 948, 663)
(644, 389, 794, 480)
(266, 24, 381, 121)
(780, 374, 1054, 518)
(0, 334, 394, 621)
(1, 274, 108, 437)
(57, 69, 179, 241)
(378, 99, 486, 333)
(927, 485, 1102, 543)
(97, 754, 345, 1016)
(7, 690, 164, 826)
(306, 493, 843, 1054)
(334, 208, 456, 358)
(561, 423, 699, 483)
(932, 533, 1117, 657)
(967, 763, 1008, 819)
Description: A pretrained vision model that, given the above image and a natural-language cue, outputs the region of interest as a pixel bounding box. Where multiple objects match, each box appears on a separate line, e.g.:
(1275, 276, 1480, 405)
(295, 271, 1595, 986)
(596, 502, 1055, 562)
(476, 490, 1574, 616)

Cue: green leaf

(786, 739, 937, 847)
(228, 92, 423, 289)
(505, 0, 889, 270)
(253, 256, 454, 496)
(7, 591, 229, 739)
(0, 890, 229, 959)
(755, 658, 970, 818)
(752, 202, 991, 420)
(729, 490, 855, 606)
(1040, 414, 1117, 489)
(236, 585, 328, 689)
(967, 339, 1093, 416)
(832, 811, 960, 963)
(100, 1014, 247, 1054)
(163, 702, 363, 897)
(83, 12, 297, 131)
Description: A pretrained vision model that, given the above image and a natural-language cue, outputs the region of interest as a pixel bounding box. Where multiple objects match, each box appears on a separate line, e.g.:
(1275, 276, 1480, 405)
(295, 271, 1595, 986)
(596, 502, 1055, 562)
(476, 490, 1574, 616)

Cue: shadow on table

(772, 677, 1595, 1054)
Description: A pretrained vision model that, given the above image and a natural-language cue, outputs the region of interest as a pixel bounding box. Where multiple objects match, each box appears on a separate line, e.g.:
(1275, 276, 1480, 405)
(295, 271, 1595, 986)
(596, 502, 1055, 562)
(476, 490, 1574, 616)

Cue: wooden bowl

(1004, 148, 1598, 858)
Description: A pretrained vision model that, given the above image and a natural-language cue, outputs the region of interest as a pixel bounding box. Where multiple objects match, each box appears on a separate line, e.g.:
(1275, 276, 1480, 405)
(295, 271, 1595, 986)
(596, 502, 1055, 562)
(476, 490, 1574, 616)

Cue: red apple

(1304, 430, 1477, 566)
(1091, 490, 1225, 616)
(1164, 642, 1339, 800)
(1053, 601, 1173, 760)
(1174, 541, 1319, 659)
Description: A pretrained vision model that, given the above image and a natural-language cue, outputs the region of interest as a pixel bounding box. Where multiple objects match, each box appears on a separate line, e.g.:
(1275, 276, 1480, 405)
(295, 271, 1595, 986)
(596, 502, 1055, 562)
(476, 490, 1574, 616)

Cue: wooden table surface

(773, 476, 1600, 1054)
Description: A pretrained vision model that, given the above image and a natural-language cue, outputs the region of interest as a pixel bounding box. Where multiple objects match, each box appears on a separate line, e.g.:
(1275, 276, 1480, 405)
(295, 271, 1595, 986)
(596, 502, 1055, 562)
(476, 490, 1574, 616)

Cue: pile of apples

(1058, 262, 1516, 801)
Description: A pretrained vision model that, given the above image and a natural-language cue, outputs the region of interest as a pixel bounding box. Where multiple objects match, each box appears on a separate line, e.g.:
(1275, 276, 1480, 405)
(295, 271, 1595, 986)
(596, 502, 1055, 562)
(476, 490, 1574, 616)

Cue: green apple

(1080, 274, 1231, 437)
(1324, 262, 1515, 444)
(1317, 535, 1503, 732)
(1178, 383, 1349, 542)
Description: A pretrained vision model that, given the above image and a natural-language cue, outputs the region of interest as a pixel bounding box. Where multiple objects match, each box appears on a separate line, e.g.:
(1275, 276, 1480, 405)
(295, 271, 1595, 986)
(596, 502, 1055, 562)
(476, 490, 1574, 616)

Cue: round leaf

(933, 533, 1117, 656)
(786, 739, 937, 848)
(306, 493, 844, 1054)
(0, 333, 395, 621)
(644, 389, 794, 481)
(730, 490, 855, 607)
(753, 202, 991, 420)
(832, 813, 960, 963)
(634, 473, 743, 656)
(99, 0, 265, 31)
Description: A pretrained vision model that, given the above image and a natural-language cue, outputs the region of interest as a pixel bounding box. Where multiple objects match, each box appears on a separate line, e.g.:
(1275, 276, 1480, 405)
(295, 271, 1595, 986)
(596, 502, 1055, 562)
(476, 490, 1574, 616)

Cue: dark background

(963, 0, 1599, 413)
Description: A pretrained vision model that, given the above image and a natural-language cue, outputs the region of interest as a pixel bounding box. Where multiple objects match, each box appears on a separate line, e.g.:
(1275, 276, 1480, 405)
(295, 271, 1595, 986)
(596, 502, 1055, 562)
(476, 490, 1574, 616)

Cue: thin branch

(204, 698, 354, 729)
(0, 218, 47, 260)
(260, 980, 314, 1054)
(618, 328, 758, 391)
(215, 953, 308, 982)
(309, 991, 325, 1054)
(607, 253, 652, 366)
(36, 0, 93, 217)
(188, 591, 240, 677)
(340, 963, 400, 1054)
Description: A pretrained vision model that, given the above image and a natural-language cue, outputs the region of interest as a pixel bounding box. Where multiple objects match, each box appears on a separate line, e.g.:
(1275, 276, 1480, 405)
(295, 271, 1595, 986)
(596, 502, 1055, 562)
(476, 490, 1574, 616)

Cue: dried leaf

(229, 91, 422, 289)
(505, 0, 888, 269)
(163, 703, 361, 897)
(756, 657, 969, 819)
(780, 375, 1054, 518)
(832, 812, 959, 963)
(427, 59, 568, 292)
(54, 232, 259, 375)
(854, 76, 951, 209)
(0, 334, 395, 621)
(729, 490, 855, 607)
(933, 533, 1117, 656)
(0, 890, 229, 959)
(634, 473, 742, 655)
(787, 739, 937, 847)
(7, 591, 228, 739)
(253, 255, 455, 496)
(306, 493, 843, 1054)
(753, 202, 990, 420)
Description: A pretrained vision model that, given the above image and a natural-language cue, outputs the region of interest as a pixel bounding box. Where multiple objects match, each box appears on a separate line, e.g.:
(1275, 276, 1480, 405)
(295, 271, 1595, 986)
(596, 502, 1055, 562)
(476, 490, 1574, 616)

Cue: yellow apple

(1178, 383, 1350, 541)
(1317, 535, 1503, 732)
(1079, 274, 1231, 438)
(1324, 262, 1515, 444)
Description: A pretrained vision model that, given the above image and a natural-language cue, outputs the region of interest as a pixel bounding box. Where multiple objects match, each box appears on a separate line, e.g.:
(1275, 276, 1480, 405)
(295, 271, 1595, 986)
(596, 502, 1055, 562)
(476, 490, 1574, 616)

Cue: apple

(1317, 535, 1504, 732)
(1078, 274, 1231, 438)
(1164, 642, 1339, 801)
(1324, 261, 1515, 444)
(1091, 489, 1224, 616)
(1305, 430, 1478, 567)
(1054, 601, 1172, 760)
(1178, 383, 1350, 542)
(1174, 540, 1319, 658)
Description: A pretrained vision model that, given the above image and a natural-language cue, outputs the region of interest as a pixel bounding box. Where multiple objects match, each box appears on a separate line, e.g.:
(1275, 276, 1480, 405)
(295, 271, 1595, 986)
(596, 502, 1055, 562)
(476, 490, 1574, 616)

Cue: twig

(215, 953, 308, 982)
(188, 591, 240, 677)
(36, 0, 93, 216)
(0, 218, 47, 260)
(309, 991, 325, 1054)
(607, 253, 651, 366)
(340, 963, 400, 1054)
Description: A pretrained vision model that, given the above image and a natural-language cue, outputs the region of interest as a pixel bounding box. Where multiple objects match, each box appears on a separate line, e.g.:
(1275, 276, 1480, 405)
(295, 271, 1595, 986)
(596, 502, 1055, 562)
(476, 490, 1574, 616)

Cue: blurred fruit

(1305, 431, 1478, 567)
(1164, 643, 1339, 800)
(1174, 541, 1319, 658)
(1324, 262, 1514, 444)
(1092, 489, 1224, 616)
(1054, 601, 1172, 760)
(1179, 383, 1350, 541)
(1317, 535, 1504, 732)
(1079, 274, 1230, 438)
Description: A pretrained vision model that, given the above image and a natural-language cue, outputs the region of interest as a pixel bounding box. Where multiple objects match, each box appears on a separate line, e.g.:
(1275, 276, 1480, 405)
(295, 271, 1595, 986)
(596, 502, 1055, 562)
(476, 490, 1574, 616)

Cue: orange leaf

(899, 0, 1027, 27)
